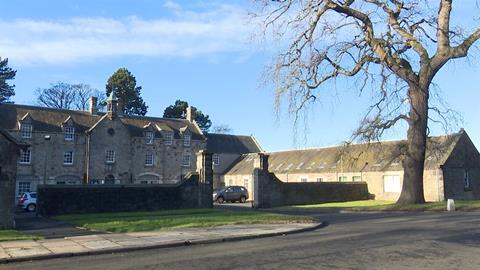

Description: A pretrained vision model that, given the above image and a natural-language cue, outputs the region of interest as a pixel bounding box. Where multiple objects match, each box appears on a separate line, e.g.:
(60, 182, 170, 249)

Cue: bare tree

(72, 84, 105, 111)
(35, 82, 76, 109)
(210, 124, 233, 134)
(254, 0, 480, 204)
(35, 82, 104, 111)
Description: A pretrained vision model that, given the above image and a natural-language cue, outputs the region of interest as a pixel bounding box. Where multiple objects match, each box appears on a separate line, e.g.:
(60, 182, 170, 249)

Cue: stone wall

(37, 151, 214, 216)
(253, 169, 369, 208)
(251, 154, 369, 208)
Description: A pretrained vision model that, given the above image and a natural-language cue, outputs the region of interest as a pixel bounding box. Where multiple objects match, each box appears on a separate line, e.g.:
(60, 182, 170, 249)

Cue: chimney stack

(89, 96, 98, 115)
(186, 106, 194, 122)
(117, 99, 124, 117)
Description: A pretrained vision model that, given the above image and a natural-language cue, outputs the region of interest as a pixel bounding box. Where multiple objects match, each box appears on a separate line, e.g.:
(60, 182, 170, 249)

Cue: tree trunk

(397, 84, 429, 204)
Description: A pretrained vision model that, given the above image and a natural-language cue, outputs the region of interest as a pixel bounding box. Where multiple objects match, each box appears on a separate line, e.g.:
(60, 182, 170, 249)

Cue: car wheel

(217, 196, 225, 204)
(26, 203, 36, 212)
(240, 196, 247, 203)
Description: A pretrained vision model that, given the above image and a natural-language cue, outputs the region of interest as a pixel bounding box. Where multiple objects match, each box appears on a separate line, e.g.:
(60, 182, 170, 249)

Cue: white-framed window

(301, 178, 308, 183)
(18, 182, 31, 195)
(164, 133, 173, 145)
(465, 169, 471, 189)
(105, 150, 115, 163)
(19, 148, 31, 164)
(20, 123, 32, 138)
(316, 178, 323, 182)
(243, 179, 249, 189)
(183, 134, 191, 147)
(145, 153, 154, 166)
(384, 175, 401, 192)
(213, 154, 220, 166)
(64, 126, 75, 141)
(352, 176, 362, 182)
(145, 131, 154, 144)
(63, 151, 74, 165)
(338, 176, 348, 182)
(182, 154, 191, 167)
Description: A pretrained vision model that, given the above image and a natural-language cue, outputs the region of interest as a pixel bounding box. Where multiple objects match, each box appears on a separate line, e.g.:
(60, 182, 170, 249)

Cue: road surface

(2, 210, 479, 269)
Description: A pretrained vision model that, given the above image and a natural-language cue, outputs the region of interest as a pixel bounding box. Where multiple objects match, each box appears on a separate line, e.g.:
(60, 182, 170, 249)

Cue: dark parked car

(213, 186, 249, 203)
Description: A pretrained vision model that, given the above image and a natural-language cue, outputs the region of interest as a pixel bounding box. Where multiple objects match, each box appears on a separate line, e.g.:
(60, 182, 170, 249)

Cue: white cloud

(0, 3, 255, 66)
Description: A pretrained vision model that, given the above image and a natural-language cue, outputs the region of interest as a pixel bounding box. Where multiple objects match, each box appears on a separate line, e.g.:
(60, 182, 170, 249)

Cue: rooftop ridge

(1, 103, 95, 116)
(264, 133, 460, 154)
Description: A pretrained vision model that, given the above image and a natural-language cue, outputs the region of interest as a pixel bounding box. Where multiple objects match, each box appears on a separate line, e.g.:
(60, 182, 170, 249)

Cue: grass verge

(0, 230, 42, 242)
(293, 200, 480, 211)
(54, 208, 315, 233)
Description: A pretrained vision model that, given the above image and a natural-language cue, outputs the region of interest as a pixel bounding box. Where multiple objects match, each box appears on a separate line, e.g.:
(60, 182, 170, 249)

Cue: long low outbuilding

(224, 129, 480, 202)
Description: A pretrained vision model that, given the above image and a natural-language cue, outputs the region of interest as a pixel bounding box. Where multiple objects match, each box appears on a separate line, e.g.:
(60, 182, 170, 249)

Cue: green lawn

(0, 230, 42, 242)
(293, 200, 480, 211)
(54, 208, 315, 233)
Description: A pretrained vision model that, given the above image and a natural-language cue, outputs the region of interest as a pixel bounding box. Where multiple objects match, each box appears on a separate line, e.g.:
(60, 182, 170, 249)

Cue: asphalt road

(2, 210, 480, 270)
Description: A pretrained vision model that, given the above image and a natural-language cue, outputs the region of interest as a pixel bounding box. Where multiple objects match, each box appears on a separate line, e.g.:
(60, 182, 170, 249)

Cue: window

(213, 154, 220, 166)
(338, 176, 348, 182)
(18, 182, 31, 195)
(316, 178, 323, 182)
(145, 153, 154, 166)
(19, 149, 31, 164)
(105, 150, 115, 163)
(145, 131, 154, 144)
(63, 151, 74, 165)
(352, 176, 362, 182)
(64, 126, 75, 141)
(465, 169, 471, 189)
(20, 123, 32, 138)
(243, 179, 249, 188)
(183, 134, 191, 147)
(301, 178, 308, 183)
(164, 133, 173, 145)
(384, 175, 401, 192)
(182, 154, 191, 167)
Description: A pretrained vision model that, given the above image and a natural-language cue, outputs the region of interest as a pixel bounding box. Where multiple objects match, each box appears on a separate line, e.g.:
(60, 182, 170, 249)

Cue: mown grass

(293, 200, 480, 211)
(54, 208, 315, 233)
(0, 230, 42, 242)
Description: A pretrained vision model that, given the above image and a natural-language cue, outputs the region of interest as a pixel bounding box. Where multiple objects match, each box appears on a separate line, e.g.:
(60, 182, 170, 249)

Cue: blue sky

(1, 0, 479, 151)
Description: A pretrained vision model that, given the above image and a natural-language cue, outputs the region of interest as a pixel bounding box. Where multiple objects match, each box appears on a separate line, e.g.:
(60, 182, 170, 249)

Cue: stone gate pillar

(196, 150, 213, 208)
(253, 153, 269, 209)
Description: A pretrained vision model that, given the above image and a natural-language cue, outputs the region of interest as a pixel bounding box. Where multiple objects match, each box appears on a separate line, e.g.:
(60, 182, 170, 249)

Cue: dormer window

(145, 131, 154, 144)
(20, 123, 32, 139)
(183, 134, 191, 147)
(164, 133, 173, 145)
(64, 126, 75, 141)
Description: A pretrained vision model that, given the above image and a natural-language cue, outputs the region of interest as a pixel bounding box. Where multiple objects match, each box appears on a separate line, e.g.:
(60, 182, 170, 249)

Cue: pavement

(0, 222, 321, 264)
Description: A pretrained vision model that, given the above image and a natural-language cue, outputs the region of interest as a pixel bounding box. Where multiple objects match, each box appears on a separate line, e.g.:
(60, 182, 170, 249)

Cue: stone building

(224, 130, 480, 201)
(205, 133, 262, 190)
(0, 93, 206, 196)
(0, 129, 28, 228)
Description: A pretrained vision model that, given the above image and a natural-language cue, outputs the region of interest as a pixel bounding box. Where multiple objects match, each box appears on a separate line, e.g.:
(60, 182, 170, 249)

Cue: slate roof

(206, 133, 262, 154)
(226, 131, 466, 175)
(0, 103, 204, 140)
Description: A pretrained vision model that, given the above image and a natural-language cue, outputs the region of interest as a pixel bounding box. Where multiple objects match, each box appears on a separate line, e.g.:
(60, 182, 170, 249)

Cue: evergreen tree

(0, 58, 17, 103)
(106, 68, 148, 115)
(163, 100, 212, 133)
